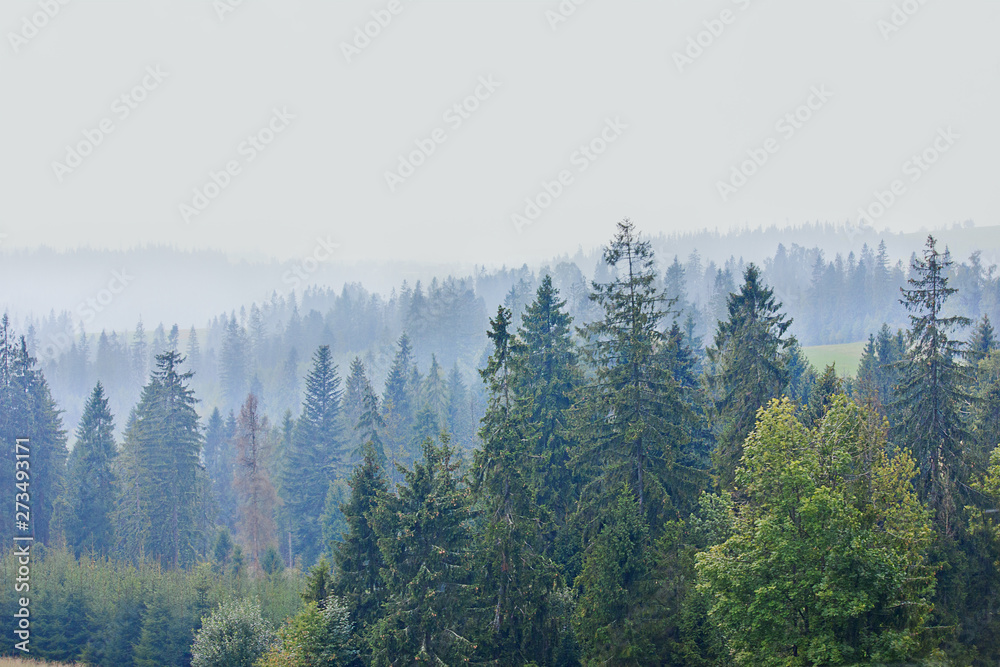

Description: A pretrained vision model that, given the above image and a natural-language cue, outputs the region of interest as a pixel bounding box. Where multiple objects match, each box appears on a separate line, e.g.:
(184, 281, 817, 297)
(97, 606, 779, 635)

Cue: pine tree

(65, 382, 116, 555)
(576, 219, 697, 526)
(707, 263, 794, 489)
(894, 235, 973, 526)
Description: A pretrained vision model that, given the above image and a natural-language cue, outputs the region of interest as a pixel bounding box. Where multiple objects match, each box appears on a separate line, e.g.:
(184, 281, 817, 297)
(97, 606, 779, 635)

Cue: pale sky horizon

(3, 0, 998, 265)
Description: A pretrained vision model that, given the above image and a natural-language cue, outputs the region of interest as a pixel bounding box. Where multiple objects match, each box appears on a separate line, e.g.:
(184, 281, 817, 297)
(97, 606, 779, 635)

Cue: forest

(2, 219, 1000, 665)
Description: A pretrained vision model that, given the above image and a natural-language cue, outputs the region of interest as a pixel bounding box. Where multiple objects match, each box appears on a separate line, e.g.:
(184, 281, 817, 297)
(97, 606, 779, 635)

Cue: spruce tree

(120, 350, 203, 567)
(203, 407, 237, 530)
(368, 434, 475, 665)
(967, 315, 996, 365)
(707, 263, 794, 489)
(65, 382, 117, 556)
(473, 306, 562, 662)
(342, 356, 368, 463)
(355, 379, 387, 467)
(280, 344, 344, 566)
(573, 485, 658, 664)
(805, 363, 841, 424)
(515, 275, 582, 530)
(576, 219, 697, 526)
(381, 334, 416, 485)
(894, 236, 973, 525)
(333, 446, 389, 637)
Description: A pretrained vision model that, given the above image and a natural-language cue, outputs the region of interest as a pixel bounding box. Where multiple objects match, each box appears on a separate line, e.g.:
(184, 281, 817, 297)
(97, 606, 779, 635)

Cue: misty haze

(1, 2, 999, 666)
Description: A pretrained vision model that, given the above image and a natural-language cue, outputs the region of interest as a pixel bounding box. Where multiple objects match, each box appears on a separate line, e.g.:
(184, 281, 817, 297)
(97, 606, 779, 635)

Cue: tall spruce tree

(279, 344, 344, 566)
(575, 219, 697, 527)
(473, 306, 562, 662)
(65, 382, 117, 556)
(121, 350, 203, 567)
(515, 274, 583, 552)
(707, 263, 794, 489)
(894, 236, 973, 527)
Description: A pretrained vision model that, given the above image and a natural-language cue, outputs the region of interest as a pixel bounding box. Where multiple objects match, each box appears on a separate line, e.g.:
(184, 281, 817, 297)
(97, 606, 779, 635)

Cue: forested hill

(2, 221, 1000, 663)
(3, 222, 1000, 437)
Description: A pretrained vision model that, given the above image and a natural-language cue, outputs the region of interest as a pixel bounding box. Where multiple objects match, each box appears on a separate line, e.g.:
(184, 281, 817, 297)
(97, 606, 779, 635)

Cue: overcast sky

(2, 0, 998, 265)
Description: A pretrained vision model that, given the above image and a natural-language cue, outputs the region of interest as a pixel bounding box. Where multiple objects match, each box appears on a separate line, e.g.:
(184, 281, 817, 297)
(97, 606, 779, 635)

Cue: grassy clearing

(802, 341, 867, 377)
(0, 659, 82, 667)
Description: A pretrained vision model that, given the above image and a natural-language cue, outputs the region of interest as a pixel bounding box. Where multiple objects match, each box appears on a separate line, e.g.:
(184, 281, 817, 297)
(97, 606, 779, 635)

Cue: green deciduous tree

(697, 397, 936, 666)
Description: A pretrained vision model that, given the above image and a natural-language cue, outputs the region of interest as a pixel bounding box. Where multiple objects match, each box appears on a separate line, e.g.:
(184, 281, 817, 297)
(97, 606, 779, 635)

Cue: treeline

(2, 221, 1000, 664)
(19, 229, 1000, 446)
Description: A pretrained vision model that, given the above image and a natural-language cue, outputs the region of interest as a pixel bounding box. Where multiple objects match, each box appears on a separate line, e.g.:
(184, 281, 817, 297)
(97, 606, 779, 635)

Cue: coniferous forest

(2, 220, 1000, 665)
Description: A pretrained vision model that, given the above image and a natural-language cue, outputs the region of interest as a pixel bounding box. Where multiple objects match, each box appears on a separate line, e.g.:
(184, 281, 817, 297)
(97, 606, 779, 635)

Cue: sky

(2, 0, 999, 265)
